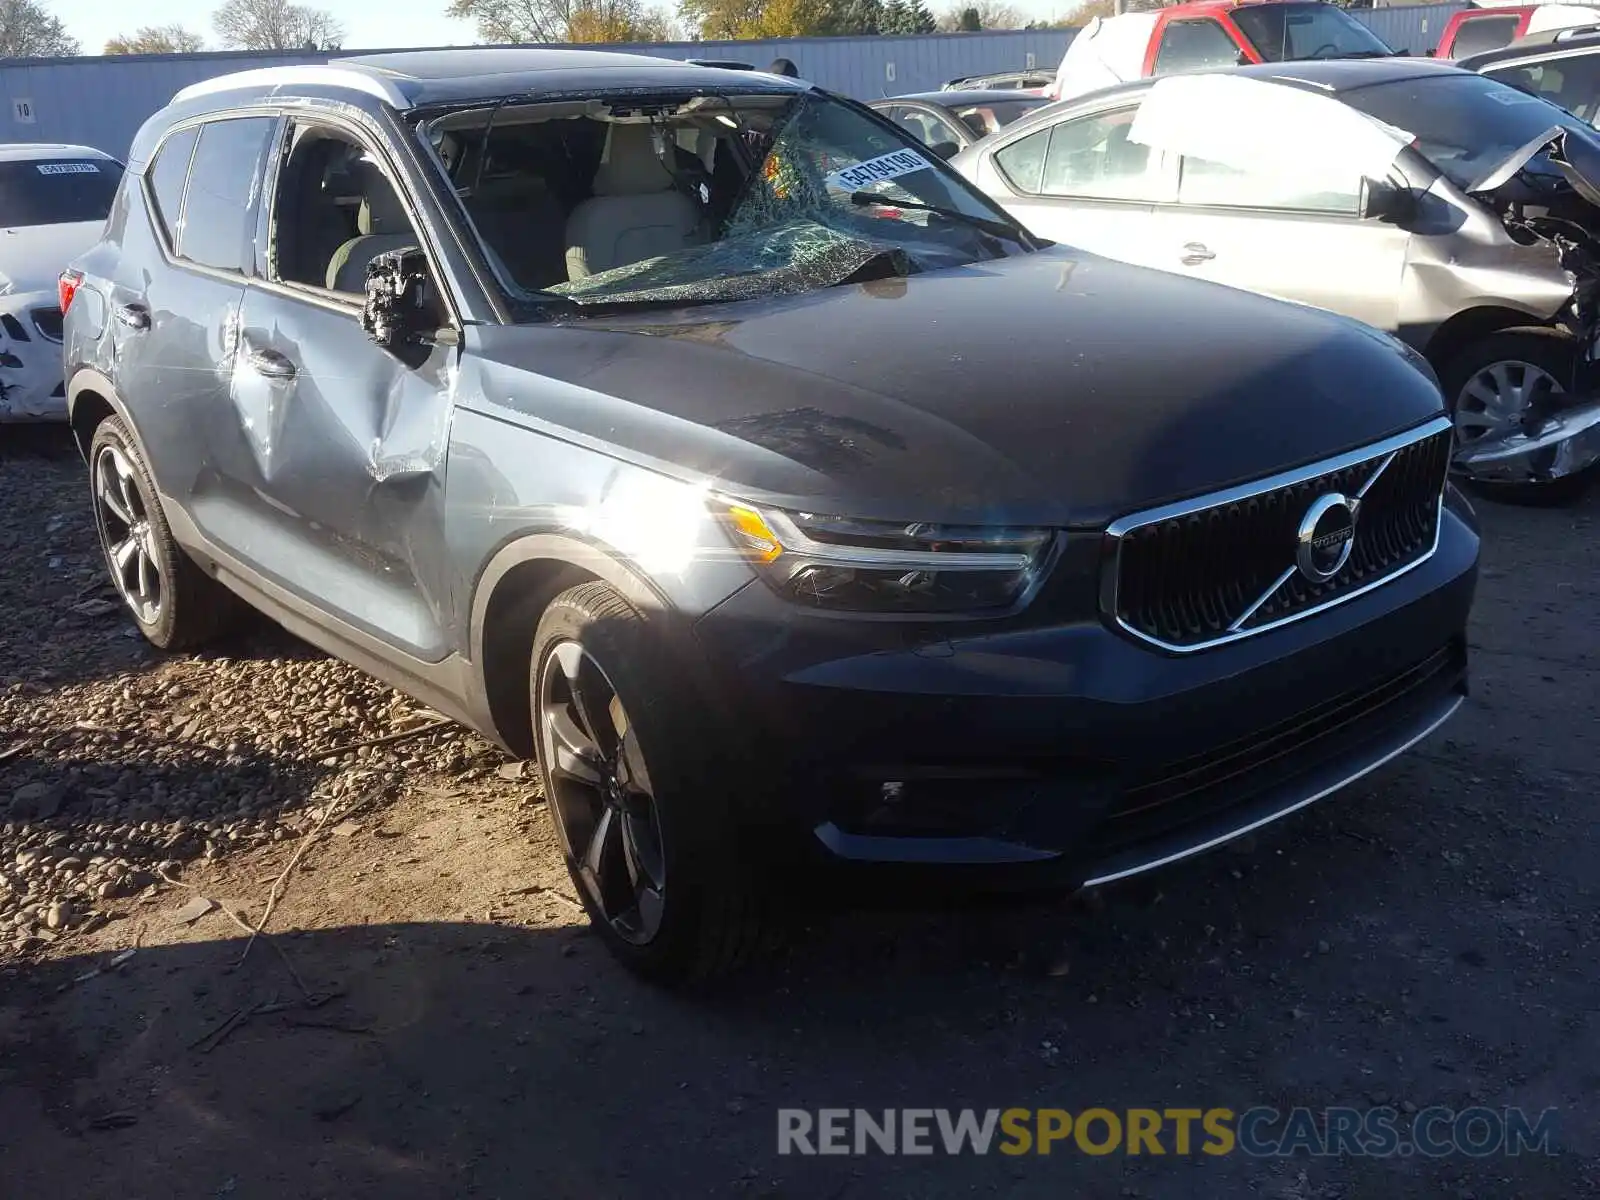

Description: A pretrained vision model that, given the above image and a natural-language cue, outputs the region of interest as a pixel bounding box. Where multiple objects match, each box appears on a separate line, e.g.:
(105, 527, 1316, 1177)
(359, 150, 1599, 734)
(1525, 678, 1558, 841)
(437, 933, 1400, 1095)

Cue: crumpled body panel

(0, 288, 67, 422)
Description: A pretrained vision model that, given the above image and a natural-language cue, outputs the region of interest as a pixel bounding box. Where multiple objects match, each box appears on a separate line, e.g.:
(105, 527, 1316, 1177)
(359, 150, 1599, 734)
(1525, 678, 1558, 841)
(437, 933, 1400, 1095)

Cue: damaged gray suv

(64, 50, 1478, 982)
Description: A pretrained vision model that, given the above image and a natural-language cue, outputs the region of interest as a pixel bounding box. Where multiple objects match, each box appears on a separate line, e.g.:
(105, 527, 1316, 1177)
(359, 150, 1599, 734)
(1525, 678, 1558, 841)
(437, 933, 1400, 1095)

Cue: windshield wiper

(848, 191, 1035, 248)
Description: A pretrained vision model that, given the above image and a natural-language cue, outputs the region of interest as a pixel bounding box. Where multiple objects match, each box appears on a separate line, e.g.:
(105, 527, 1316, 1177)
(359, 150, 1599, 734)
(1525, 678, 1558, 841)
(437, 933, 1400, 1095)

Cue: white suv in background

(0, 143, 123, 421)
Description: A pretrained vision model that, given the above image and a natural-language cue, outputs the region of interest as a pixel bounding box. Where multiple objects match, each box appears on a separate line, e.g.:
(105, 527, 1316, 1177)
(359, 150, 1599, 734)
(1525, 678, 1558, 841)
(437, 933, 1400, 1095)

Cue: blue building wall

(1358, 2, 1467, 54)
(0, 8, 1469, 159)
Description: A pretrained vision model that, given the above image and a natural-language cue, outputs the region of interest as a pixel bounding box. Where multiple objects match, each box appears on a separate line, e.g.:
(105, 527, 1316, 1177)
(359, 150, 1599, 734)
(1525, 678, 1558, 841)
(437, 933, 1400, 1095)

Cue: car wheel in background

(1440, 328, 1595, 506)
(530, 581, 766, 984)
(88, 415, 241, 650)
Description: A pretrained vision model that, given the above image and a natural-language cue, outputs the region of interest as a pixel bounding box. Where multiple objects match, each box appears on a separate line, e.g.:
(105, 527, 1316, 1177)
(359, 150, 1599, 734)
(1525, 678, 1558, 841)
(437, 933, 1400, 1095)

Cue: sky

(52, 0, 1072, 55)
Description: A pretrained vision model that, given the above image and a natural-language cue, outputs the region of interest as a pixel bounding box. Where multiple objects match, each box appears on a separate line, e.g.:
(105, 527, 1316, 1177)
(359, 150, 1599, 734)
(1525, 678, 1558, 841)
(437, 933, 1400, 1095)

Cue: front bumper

(692, 504, 1477, 892)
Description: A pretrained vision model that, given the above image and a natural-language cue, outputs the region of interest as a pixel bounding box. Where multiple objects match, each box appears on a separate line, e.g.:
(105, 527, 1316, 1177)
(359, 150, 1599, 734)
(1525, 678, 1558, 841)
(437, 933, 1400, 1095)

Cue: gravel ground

(0, 426, 1596, 1198)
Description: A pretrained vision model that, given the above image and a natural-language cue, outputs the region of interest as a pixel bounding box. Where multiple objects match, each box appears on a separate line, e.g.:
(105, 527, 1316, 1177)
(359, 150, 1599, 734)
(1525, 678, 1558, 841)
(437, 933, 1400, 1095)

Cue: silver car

(952, 57, 1600, 500)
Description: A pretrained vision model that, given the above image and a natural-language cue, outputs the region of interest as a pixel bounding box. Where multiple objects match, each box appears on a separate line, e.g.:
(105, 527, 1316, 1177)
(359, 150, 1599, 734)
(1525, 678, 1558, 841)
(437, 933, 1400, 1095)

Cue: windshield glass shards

(550, 222, 909, 307)
(419, 90, 1030, 313)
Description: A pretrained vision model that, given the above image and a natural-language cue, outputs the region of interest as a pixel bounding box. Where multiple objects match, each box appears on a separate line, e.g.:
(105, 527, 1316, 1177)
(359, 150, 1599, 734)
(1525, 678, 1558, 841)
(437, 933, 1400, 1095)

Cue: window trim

(252, 110, 462, 328)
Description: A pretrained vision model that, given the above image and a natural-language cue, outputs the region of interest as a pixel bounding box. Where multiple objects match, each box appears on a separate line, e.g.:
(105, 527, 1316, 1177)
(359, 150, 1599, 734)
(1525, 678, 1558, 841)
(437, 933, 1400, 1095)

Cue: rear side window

(0, 158, 124, 228)
(994, 127, 1049, 192)
(147, 127, 198, 247)
(1153, 19, 1243, 75)
(1449, 14, 1519, 59)
(1042, 107, 1168, 201)
(177, 117, 277, 275)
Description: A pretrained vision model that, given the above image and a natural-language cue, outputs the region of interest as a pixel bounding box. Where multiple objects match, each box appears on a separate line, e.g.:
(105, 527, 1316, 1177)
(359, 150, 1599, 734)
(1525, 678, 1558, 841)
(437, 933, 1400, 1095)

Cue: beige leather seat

(326, 169, 416, 294)
(564, 124, 702, 281)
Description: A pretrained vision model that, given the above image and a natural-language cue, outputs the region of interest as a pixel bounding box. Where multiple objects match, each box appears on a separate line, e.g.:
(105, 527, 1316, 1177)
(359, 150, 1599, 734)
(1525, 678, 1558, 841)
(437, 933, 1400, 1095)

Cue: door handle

(246, 347, 297, 382)
(1180, 242, 1216, 266)
(114, 303, 150, 331)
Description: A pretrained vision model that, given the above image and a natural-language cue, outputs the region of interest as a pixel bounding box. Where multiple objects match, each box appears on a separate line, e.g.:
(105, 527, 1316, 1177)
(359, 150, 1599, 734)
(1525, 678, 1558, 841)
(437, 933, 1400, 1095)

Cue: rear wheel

(530, 582, 765, 983)
(89, 415, 241, 650)
(1439, 329, 1595, 506)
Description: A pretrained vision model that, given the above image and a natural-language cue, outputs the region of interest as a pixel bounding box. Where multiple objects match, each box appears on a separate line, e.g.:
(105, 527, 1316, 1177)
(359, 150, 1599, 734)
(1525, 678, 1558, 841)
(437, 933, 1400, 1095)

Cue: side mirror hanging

(362, 246, 432, 352)
(929, 141, 961, 160)
(1359, 175, 1415, 223)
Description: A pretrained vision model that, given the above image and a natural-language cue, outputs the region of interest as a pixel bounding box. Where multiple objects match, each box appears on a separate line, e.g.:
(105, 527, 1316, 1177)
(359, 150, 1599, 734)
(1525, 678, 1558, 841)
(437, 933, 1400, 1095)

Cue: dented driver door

(216, 283, 458, 664)
(193, 117, 459, 665)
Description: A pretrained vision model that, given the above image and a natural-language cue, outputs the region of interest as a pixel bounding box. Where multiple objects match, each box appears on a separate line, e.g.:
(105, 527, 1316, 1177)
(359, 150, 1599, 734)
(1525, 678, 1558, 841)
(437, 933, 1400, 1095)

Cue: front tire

(530, 581, 765, 984)
(88, 415, 240, 650)
(1438, 329, 1595, 507)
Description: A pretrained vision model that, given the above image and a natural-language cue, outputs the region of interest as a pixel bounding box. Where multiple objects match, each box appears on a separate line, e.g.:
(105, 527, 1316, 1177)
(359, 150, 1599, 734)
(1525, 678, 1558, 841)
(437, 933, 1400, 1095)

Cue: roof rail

(1554, 22, 1600, 39)
(172, 64, 410, 109)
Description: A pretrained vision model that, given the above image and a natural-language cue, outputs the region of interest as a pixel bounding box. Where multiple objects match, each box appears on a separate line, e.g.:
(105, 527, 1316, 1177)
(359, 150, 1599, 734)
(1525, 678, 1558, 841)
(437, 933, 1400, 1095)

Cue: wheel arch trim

(467, 532, 675, 674)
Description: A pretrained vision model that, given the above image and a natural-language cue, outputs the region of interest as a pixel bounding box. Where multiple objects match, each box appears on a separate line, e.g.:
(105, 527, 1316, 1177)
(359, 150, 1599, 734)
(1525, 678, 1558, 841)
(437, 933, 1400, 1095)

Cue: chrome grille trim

(1101, 416, 1453, 655)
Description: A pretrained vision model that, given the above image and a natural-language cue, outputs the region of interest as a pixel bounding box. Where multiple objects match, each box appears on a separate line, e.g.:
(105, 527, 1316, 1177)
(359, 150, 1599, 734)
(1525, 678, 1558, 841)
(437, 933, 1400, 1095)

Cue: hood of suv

(0, 220, 102, 295)
(470, 249, 1445, 527)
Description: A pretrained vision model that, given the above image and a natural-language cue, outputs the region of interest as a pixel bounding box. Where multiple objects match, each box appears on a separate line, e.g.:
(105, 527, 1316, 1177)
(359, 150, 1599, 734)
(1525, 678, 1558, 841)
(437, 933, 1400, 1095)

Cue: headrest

(357, 167, 409, 235)
(592, 123, 673, 197)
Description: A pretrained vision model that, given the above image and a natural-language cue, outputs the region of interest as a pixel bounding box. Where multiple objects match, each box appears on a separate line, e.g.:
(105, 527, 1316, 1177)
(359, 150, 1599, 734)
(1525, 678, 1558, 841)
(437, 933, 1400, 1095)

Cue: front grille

(1109, 421, 1452, 651)
(30, 306, 63, 343)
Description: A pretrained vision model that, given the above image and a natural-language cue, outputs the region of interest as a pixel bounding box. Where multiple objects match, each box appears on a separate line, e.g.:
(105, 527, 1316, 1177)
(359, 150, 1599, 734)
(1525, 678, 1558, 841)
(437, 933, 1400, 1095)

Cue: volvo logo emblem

(1295, 493, 1358, 583)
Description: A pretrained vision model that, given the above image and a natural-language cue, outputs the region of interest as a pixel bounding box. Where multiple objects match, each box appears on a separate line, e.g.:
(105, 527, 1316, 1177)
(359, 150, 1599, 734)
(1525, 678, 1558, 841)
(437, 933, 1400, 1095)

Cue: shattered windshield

(1341, 73, 1592, 189)
(421, 90, 1031, 312)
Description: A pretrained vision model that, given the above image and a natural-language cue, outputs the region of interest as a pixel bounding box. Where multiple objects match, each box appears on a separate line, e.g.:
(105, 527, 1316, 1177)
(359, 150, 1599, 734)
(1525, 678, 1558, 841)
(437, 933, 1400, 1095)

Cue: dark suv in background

(62, 50, 1478, 983)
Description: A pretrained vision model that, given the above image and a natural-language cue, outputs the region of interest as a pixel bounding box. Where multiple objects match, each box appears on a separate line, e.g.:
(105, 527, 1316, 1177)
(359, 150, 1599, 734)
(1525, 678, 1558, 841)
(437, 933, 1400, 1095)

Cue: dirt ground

(1, 427, 1596, 1199)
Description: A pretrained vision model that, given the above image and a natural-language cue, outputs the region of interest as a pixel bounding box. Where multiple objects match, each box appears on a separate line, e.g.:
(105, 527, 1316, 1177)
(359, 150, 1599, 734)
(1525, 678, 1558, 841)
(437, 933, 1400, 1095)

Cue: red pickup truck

(1047, 0, 1399, 102)
(1433, 4, 1600, 58)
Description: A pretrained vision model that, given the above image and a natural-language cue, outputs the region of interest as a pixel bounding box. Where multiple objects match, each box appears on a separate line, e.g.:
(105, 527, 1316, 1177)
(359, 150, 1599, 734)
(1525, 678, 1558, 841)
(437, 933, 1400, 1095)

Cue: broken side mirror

(929, 141, 961, 161)
(362, 246, 433, 353)
(1359, 176, 1414, 224)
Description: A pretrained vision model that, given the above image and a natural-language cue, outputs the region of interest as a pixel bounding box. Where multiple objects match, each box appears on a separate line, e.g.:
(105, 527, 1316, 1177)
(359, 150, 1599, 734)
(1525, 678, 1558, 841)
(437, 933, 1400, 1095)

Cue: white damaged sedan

(0, 143, 122, 421)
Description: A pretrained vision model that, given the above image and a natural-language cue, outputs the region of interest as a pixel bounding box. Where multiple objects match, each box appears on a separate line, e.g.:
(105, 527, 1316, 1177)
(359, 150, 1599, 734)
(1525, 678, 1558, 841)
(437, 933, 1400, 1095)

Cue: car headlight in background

(719, 502, 1053, 614)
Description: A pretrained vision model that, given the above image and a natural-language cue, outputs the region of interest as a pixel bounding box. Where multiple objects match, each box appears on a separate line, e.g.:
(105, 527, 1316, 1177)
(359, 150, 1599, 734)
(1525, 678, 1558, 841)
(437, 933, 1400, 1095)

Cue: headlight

(718, 502, 1053, 614)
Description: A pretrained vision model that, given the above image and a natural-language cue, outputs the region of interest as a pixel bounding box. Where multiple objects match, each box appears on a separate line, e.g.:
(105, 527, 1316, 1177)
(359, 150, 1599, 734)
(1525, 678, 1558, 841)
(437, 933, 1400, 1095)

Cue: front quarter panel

(446, 335, 760, 632)
(1398, 175, 1575, 345)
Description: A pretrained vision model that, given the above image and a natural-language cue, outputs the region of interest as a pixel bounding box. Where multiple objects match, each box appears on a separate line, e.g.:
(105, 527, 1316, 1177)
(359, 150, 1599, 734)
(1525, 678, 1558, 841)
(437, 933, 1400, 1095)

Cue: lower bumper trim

(1079, 690, 1462, 888)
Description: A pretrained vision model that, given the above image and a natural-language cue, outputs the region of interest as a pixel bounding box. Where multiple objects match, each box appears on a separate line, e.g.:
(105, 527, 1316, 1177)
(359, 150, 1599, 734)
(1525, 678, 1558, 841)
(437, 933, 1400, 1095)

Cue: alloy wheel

(1454, 359, 1562, 446)
(92, 443, 163, 626)
(537, 640, 668, 945)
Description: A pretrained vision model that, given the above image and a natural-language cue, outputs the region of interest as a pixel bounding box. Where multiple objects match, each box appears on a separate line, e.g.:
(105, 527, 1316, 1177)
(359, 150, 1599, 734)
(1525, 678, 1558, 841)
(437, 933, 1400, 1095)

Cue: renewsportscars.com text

(777, 1106, 1558, 1158)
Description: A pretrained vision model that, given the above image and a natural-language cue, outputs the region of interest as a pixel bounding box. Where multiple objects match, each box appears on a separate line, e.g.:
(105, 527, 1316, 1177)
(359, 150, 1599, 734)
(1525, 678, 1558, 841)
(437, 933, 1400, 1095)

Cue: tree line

(2, 0, 1079, 61)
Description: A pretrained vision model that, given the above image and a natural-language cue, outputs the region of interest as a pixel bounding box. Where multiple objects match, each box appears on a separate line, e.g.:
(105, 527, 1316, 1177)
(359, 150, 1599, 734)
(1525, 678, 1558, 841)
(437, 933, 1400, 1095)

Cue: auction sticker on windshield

(828, 148, 933, 192)
(36, 162, 101, 175)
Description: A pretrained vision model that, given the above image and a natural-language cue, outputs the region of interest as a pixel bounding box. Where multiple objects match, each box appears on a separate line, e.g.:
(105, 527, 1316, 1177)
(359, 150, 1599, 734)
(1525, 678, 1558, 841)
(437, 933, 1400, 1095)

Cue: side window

(891, 107, 949, 149)
(1449, 15, 1519, 59)
(1178, 154, 1360, 216)
(993, 127, 1049, 193)
(1488, 58, 1600, 122)
(1153, 19, 1245, 75)
(268, 123, 422, 298)
(1040, 107, 1167, 201)
(180, 117, 277, 274)
(146, 126, 198, 248)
